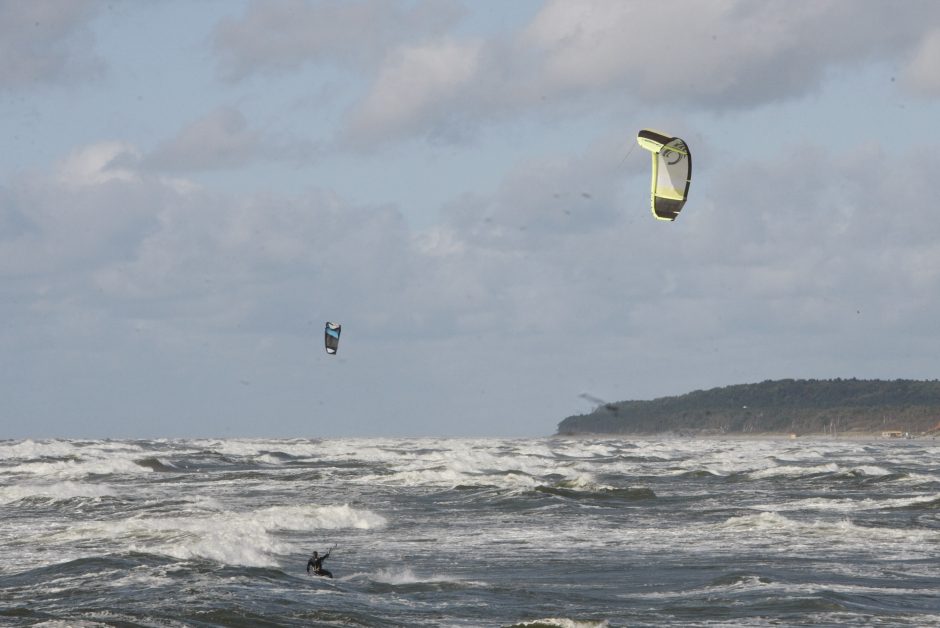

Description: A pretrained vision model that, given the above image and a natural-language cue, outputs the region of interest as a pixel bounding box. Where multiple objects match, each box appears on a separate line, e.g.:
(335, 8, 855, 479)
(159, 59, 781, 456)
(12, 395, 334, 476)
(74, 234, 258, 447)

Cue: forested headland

(557, 379, 940, 436)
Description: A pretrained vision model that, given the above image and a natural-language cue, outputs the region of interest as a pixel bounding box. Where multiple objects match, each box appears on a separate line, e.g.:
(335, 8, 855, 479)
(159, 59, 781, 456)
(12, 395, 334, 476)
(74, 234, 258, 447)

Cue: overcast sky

(3, 0, 940, 439)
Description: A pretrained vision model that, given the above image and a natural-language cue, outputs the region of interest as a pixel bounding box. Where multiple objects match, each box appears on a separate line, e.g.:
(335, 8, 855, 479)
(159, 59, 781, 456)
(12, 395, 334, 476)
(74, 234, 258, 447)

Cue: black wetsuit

(306, 551, 333, 578)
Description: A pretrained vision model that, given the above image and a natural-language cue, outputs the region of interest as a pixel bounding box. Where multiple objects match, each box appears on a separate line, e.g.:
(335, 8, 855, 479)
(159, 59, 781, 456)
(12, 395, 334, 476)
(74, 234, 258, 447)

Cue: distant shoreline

(555, 430, 936, 441)
(556, 379, 940, 437)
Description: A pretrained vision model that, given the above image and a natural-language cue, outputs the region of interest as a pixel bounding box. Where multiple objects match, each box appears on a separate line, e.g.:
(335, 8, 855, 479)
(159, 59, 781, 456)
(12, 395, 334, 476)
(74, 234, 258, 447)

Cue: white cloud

(1, 143, 414, 338)
(57, 141, 141, 187)
(425, 134, 940, 348)
(345, 38, 484, 144)
(2, 142, 164, 277)
(209, 1, 940, 147)
(7, 134, 940, 345)
(903, 28, 940, 97)
(519, 0, 940, 108)
(334, 0, 940, 144)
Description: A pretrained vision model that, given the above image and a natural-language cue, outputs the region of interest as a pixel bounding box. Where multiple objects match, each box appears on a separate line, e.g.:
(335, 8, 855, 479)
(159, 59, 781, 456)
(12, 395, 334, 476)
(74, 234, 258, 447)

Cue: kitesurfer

(306, 549, 333, 578)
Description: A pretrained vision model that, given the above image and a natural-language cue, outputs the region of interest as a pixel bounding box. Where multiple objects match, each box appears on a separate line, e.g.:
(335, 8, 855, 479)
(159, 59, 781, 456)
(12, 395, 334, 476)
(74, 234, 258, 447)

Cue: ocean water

(2, 437, 940, 627)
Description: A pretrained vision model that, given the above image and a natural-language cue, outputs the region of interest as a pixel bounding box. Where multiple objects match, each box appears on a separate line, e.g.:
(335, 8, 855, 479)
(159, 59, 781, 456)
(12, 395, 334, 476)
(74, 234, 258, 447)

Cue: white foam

(55, 503, 386, 568)
(509, 619, 610, 628)
(6, 436, 940, 584)
(635, 570, 934, 602)
(751, 493, 940, 513)
(371, 567, 471, 586)
(748, 462, 840, 479)
(720, 510, 939, 547)
(250, 504, 387, 531)
(6, 456, 151, 479)
(344, 439, 618, 491)
(32, 622, 112, 628)
(253, 453, 289, 465)
(844, 465, 893, 476)
(0, 439, 80, 460)
(0, 481, 116, 505)
(0, 439, 148, 462)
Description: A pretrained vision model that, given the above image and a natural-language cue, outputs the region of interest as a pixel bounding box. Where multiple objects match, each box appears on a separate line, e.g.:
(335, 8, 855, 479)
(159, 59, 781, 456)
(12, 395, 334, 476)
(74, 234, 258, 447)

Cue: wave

(534, 484, 655, 501)
(5, 456, 152, 479)
(844, 465, 893, 477)
(502, 619, 610, 628)
(0, 439, 139, 462)
(667, 462, 908, 485)
(133, 457, 179, 472)
(719, 510, 939, 545)
(751, 493, 940, 513)
(253, 451, 295, 464)
(893, 495, 940, 511)
(707, 572, 773, 588)
(359, 464, 546, 491)
(670, 469, 721, 479)
(369, 566, 479, 587)
(5, 437, 940, 626)
(51, 503, 387, 568)
(0, 439, 82, 461)
(362, 567, 485, 594)
(0, 481, 116, 505)
(748, 462, 841, 479)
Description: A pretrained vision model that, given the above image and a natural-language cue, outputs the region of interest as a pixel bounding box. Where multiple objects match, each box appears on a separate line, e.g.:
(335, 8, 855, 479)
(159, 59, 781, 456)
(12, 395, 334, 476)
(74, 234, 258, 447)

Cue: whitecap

(504, 619, 610, 628)
(44, 502, 386, 568)
(748, 462, 840, 479)
(0, 481, 116, 505)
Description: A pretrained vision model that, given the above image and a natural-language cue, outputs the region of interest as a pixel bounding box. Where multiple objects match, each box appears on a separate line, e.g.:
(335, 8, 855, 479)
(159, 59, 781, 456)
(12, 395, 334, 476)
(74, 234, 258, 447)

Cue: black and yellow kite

(636, 129, 692, 221)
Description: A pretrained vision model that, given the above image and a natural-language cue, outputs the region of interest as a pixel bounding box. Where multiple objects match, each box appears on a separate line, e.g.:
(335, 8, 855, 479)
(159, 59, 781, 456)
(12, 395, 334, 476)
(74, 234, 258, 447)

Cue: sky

(2, 0, 940, 439)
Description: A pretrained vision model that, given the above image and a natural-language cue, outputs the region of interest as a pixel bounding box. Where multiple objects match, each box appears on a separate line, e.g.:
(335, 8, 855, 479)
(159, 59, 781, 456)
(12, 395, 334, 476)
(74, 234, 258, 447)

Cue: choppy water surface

(2, 437, 940, 626)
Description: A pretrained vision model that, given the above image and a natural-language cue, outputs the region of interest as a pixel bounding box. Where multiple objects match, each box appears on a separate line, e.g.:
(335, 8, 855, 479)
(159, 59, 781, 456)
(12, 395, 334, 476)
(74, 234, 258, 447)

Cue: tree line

(556, 379, 940, 435)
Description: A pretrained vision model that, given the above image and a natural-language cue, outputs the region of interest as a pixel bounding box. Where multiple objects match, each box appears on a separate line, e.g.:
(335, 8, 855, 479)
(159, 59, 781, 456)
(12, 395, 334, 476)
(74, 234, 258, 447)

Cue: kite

(324, 322, 341, 355)
(636, 129, 691, 221)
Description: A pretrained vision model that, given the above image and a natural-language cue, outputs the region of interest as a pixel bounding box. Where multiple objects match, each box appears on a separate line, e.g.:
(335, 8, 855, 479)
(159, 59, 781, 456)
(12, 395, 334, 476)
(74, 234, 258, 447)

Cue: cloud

(1, 142, 166, 278)
(518, 1, 940, 107)
(213, 0, 463, 81)
(142, 107, 316, 173)
(902, 28, 940, 97)
(442, 138, 631, 245)
(11, 133, 939, 348)
(344, 38, 485, 145)
(338, 0, 940, 145)
(144, 108, 260, 172)
(669, 140, 940, 341)
(422, 134, 940, 348)
(6, 131, 940, 436)
(207, 1, 940, 149)
(1, 140, 417, 339)
(0, 0, 102, 89)
(56, 141, 142, 187)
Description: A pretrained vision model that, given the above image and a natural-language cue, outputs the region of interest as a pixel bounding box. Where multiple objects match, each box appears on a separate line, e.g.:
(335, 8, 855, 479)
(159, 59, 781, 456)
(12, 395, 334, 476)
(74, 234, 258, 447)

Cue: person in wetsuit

(306, 549, 333, 578)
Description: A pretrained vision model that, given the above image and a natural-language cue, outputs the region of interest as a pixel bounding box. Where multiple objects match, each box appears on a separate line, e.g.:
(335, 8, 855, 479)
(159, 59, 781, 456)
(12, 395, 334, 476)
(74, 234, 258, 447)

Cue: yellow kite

(636, 129, 692, 221)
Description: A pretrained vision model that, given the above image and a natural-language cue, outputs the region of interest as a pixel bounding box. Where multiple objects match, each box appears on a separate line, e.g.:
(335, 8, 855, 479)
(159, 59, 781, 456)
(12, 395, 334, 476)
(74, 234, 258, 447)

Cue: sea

(2, 436, 940, 627)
